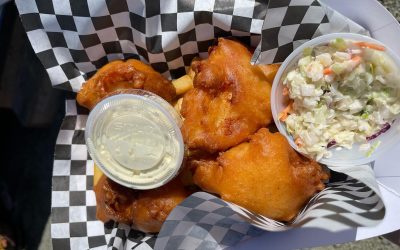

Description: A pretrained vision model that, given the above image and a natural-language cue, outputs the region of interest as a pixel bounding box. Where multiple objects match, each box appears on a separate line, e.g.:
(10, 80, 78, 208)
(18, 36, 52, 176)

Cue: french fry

(174, 97, 183, 114)
(187, 67, 196, 79)
(93, 164, 104, 187)
(172, 75, 193, 95)
(257, 64, 281, 83)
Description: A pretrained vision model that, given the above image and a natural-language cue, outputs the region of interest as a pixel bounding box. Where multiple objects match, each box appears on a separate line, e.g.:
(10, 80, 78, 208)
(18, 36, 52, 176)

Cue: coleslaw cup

(271, 33, 400, 167)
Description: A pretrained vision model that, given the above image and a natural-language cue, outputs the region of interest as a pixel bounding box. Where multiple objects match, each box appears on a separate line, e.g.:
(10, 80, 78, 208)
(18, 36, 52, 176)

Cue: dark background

(0, 3, 65, 249)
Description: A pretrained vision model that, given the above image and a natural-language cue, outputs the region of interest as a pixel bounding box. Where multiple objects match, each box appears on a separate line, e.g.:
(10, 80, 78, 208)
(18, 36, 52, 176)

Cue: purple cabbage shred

(327, 140, 337, 148)
(366, 123, 391, 141)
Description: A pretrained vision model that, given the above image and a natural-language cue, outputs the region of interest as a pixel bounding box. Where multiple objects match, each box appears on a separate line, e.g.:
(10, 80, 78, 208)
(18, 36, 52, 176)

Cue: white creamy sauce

(88, 98, 181, 187)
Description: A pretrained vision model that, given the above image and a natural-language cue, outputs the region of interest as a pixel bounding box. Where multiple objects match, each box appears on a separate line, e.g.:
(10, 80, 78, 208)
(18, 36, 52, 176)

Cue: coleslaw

(280, 38, 400, 160)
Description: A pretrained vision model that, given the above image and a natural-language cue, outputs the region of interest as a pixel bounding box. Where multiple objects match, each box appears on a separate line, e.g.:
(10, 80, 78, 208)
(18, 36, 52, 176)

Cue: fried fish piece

(130, 179, 190, 233)
(94, 174, 137, 225)
(94, 174, 190, 233)
(77, 59, 176, 109)
(192, 128, 328, 222)
(181, 38, 272, 153)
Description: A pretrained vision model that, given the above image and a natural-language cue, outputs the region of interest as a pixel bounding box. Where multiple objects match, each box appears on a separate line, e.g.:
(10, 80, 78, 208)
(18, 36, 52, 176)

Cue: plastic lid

(85, 90, 184, 189)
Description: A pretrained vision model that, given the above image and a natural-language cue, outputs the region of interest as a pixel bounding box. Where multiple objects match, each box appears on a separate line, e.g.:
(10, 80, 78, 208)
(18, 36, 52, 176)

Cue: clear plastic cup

(85, 89, 184, 189)
(271, 33, 400, 167)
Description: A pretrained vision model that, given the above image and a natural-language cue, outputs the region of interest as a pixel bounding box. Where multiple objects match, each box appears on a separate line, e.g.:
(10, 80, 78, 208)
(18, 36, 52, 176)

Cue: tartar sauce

(85, 91, 184, 189)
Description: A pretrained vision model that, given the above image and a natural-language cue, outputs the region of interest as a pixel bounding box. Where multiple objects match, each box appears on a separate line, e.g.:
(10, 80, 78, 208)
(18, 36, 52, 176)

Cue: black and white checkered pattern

(154, 192, 264, 250)
(16, 0, 267, 91)
(154, 174, 385, 249)
(50, 98, 385, 249)
(225, 174, 385, 233)
(18, 0, 384, 248)
(52, 95, 157, 250)
(15, 0, 369, 91)
(252, 0, 369, 64)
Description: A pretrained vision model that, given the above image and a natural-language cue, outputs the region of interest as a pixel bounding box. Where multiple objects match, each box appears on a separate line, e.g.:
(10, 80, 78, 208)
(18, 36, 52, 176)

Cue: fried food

(77, 59, 176, 109)
(192, 128, 328, 222)
(173, 97, 183, 114)
(94, 172, 190, 233)
(181, 38, 273, 153)
(130, 179, 190, 233)
(93, 164, 103, 187)
(172, 75, 193, 95)
(257, 64, 281, 83)
(94, 174, 137, 225)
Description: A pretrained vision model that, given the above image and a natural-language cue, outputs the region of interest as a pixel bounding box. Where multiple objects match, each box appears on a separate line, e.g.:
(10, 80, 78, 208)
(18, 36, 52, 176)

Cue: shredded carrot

(279, 112, 288, 122)
(295, 137, 304, 148)
(282, 86, 289, 96)
(323, 67, 333, 75)
(354, 41, 385, 51)
(351, 55, 362, 61)
(350, 55, 362, 67)
(279, 101, 293, 122)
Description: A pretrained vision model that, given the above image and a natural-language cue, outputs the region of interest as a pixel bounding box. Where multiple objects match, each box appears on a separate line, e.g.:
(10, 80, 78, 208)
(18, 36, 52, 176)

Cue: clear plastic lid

(85, 90, 184, 189)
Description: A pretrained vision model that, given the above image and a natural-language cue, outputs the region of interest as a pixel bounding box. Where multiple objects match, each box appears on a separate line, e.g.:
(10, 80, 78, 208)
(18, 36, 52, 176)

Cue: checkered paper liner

(15, 0, 385, 249)
(50, 97, 385, 250)
(15, 0, 268, 92)
(16, 0, 367, 92)
(252, 0, 369, 64)
(52, 95, 157, 250)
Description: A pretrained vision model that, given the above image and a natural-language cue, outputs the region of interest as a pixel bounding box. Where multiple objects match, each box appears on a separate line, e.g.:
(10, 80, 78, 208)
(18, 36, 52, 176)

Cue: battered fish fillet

(77, 59, 176, 109)
(94, 175, 190, 233)
(192, 128, 328, 222)
(181, 38, 273, 153)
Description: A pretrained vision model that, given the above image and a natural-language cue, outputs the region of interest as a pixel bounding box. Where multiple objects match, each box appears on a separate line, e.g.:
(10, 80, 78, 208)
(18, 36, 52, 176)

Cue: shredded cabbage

(282, 38, 400, 160)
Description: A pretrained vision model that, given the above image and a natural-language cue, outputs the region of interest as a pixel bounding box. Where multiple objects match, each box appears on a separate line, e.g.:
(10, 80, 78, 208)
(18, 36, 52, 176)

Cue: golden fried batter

(94, 174, 137, 225)
(77, 59, 176, 109)
(181, 38, 273, 153)
(94, 174, 190, 233)
(192, 128, 328, 222)
(130, 179, 190, 233)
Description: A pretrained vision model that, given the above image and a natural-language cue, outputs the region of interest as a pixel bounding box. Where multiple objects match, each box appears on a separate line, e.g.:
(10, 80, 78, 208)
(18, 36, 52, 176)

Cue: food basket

(15, 0, 400, 249)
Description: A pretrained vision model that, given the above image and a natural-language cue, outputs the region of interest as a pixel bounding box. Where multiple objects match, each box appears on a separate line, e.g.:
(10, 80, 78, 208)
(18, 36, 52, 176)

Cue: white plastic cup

(85, 89, 184, 189)
(271, 33, 400, 167)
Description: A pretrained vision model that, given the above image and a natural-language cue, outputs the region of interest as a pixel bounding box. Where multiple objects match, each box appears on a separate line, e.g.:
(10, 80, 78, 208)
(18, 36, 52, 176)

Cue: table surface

(379, 0, 400, 20)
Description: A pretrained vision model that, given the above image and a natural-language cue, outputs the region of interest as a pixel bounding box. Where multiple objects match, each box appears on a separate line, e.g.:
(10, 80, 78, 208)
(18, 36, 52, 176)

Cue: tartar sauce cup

(272, 33, 400, 167)
(85, 89, 184, 189)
